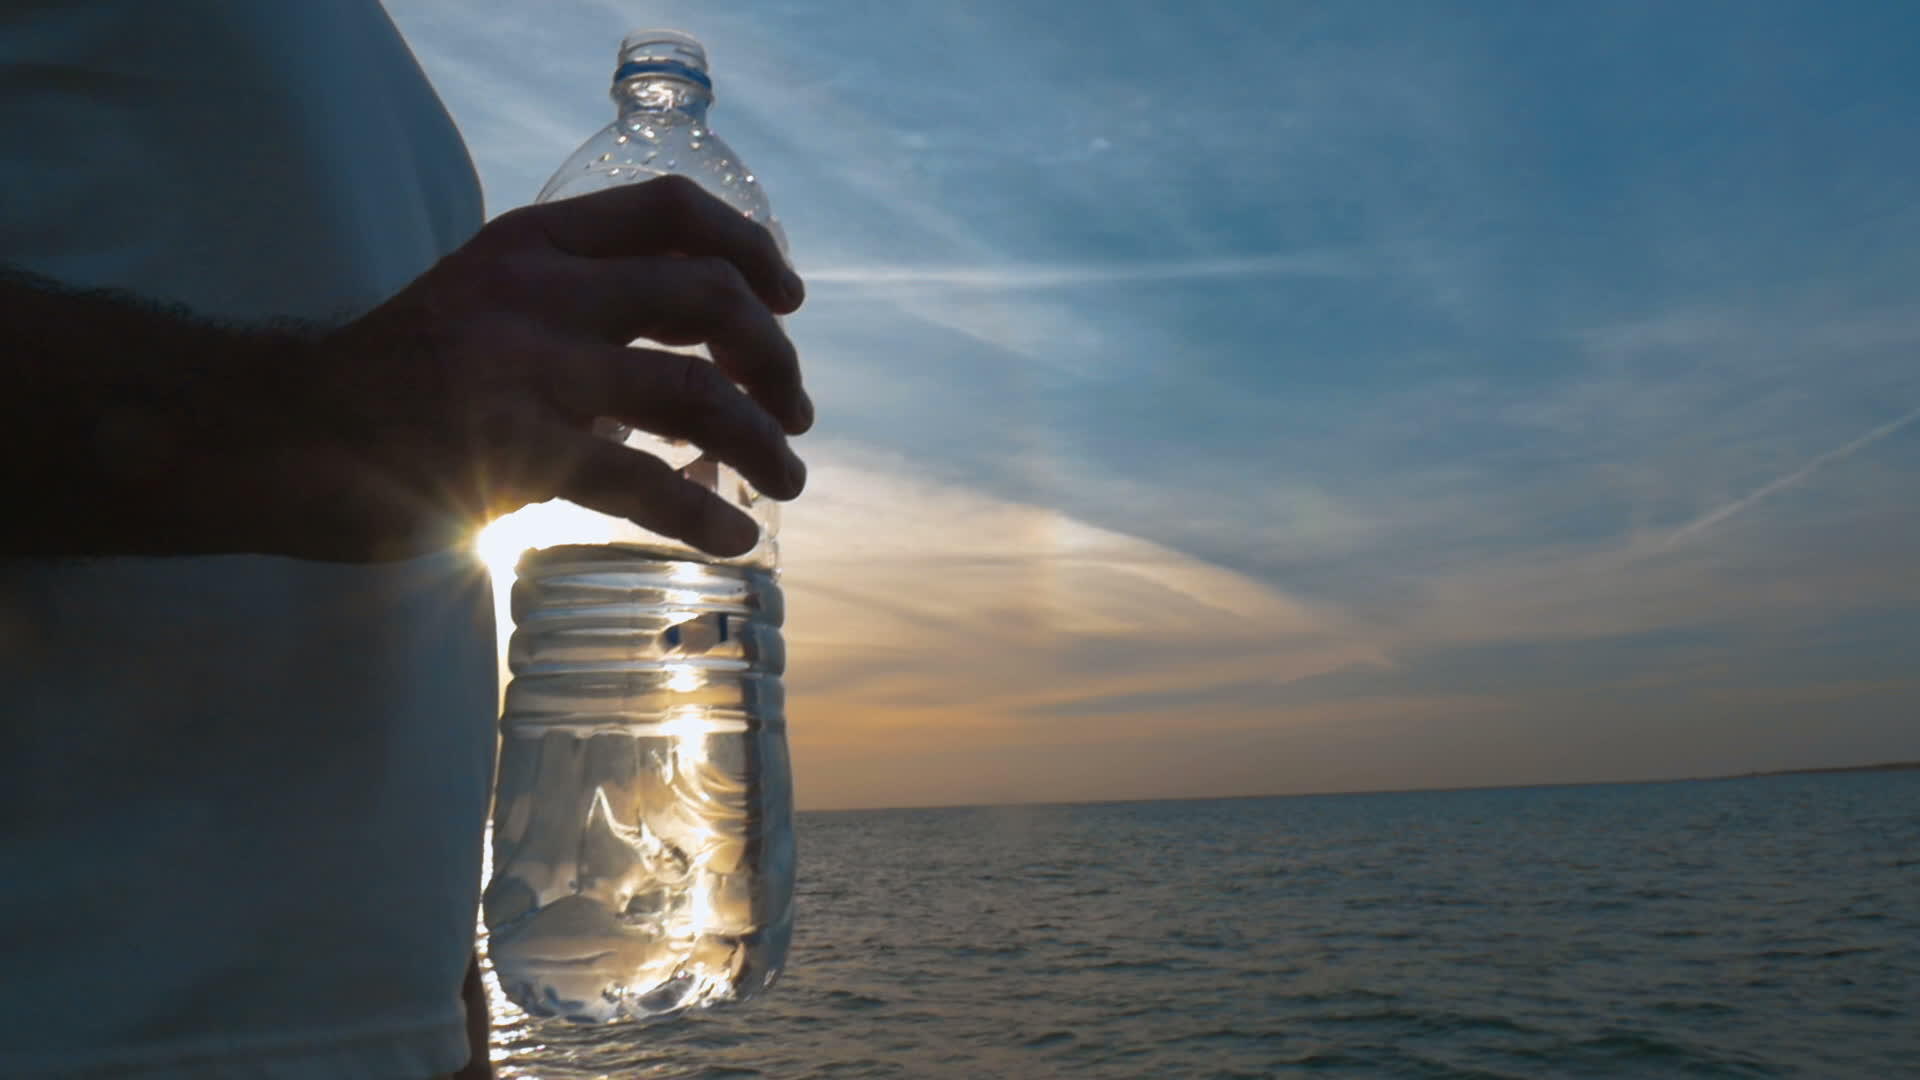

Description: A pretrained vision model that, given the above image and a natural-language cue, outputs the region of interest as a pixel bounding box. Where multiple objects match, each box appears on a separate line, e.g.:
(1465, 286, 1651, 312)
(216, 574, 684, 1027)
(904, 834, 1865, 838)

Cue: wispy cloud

(803, 251, 1370, 291)
(779, 444, 1386, 742)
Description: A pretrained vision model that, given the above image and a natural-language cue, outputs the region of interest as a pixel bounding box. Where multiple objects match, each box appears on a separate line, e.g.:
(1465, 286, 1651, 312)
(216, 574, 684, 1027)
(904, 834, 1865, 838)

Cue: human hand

(274, 174, 808, 562)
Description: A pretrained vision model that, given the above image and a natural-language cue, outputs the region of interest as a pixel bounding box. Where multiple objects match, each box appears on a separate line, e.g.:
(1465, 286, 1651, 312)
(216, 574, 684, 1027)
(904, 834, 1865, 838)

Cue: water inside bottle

(485, 546, 794, 1023)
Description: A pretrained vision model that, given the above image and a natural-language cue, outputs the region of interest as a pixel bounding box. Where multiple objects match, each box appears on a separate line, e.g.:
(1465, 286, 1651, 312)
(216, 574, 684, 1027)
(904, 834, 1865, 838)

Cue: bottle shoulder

(539, 121, 774, 225)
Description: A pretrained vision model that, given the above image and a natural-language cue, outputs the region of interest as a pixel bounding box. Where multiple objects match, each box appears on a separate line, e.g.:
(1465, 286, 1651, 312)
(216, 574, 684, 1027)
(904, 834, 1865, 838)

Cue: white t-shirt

(0, 3, 497, 1077)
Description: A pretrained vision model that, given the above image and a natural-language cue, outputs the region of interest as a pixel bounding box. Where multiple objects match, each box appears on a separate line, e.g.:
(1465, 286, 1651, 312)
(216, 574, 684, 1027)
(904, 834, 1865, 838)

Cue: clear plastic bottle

(482, 29, 795, 1025)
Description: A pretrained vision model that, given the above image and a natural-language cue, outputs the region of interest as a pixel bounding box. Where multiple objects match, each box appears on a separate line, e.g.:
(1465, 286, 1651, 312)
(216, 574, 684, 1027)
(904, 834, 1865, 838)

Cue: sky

(387, 0, 1920, 811)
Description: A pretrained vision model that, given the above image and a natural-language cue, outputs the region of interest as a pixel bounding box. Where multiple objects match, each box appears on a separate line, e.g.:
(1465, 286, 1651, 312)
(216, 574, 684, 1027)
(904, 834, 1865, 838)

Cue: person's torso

(0, 3, 498, 1076)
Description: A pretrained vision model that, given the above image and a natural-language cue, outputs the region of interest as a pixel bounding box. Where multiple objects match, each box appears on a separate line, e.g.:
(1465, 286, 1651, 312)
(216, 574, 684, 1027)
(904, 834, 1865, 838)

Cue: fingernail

(780, 268, 806, 308)
(783, 450, 807, 496)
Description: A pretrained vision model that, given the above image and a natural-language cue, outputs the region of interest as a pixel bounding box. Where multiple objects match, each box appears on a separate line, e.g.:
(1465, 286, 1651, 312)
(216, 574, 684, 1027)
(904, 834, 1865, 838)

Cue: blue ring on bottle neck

(613, 60, 713, 89)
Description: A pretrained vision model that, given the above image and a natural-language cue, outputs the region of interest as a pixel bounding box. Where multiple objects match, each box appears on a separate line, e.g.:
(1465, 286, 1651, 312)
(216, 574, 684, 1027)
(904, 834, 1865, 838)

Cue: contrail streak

(1662, 401, 1920, 548)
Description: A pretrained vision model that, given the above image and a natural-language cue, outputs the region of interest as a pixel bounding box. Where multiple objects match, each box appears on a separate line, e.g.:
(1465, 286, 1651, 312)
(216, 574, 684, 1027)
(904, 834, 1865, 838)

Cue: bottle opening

(614, 29, 711, 90)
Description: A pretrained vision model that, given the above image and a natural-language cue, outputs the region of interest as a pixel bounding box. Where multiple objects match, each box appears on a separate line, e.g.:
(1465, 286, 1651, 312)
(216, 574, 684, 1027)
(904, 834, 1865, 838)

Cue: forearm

(0, 266, 317, 557)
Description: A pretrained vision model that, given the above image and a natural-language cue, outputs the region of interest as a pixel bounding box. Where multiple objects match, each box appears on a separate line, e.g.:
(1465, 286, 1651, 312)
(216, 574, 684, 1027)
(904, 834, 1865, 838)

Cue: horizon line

(798, 759, 1920, 815)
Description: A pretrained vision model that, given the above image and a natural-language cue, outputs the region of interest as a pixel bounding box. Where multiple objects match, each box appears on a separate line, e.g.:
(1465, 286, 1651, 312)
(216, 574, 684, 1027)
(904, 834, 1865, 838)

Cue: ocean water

(488, 772, 1920, 1078)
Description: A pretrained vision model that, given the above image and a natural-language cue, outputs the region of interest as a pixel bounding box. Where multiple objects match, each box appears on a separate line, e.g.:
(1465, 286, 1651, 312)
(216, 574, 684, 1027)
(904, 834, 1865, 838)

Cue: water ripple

(497, 773, 1920, 1078)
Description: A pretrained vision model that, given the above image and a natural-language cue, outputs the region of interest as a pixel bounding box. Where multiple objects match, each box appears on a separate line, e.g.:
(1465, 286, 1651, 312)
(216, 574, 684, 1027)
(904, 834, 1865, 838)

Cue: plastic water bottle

(483, 29, 795, 1025)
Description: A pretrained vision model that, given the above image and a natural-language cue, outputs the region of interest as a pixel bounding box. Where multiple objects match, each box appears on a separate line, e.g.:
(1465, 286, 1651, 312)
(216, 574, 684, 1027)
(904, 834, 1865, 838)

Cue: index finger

(522, 174, 804, 315)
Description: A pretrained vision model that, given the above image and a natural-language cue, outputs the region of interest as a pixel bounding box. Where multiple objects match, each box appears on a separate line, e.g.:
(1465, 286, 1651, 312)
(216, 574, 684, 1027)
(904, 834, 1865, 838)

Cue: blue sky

(390, 0, 1920, 810)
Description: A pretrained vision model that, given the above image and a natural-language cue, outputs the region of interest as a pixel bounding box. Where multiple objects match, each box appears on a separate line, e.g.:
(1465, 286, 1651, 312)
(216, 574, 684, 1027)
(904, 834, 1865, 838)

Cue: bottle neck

(612, 74, 712, 125)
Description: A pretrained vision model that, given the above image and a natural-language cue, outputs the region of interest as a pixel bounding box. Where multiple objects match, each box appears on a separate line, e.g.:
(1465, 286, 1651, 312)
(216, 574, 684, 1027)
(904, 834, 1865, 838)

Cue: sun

(473, 499, 642, 702)
(472, 500, 636, 666)
(472, 499, 629, 582)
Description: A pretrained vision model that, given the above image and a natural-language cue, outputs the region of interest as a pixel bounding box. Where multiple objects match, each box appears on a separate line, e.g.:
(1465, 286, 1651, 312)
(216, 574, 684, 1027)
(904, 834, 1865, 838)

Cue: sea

(488, 771, 1920, 1079)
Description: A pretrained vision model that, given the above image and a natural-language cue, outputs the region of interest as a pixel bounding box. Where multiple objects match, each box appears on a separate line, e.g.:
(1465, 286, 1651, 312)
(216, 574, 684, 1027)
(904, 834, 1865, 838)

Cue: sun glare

(473, 500, 628, 582)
